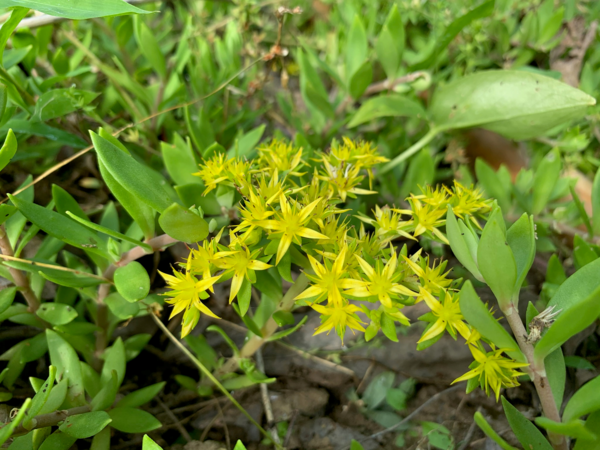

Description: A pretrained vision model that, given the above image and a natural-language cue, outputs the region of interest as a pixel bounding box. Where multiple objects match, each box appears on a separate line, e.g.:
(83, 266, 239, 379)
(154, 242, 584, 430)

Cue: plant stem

(11, 405, 91, 437)
(504, 305, 567, 450)
(379, 128, 439, 174)
(0, 224, 40, 312)
(150, 311, 280, 448)
(215, 273, 310, 377)
(93, 234, 179, 369)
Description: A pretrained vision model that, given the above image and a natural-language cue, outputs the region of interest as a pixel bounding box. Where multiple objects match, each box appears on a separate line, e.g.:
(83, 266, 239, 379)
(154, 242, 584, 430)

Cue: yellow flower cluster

(162, 137, 524, 400)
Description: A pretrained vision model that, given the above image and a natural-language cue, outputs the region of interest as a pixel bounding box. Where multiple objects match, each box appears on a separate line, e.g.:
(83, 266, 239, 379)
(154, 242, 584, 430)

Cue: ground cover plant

(0, 0, 600, 449)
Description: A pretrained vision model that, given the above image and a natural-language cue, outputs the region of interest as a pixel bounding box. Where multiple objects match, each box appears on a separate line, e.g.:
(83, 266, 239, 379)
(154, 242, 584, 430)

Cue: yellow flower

(319, 157, 376, 202)
(414, 185, 449, 209)
(194, 153, 230, 195)
(453, 344, 528, 401)
(311, 302, 366, 343)
(447, 181, 491, 222)
(346, 251, 417, 308)
(260, 195, 329, 264)
(213, 246, 271, 302)
(418, 288, 470, 342)
(396, 196, 448, 244)
(295, 246, 364, 307)
(356, 205, 413, 244)
(233, 188, 275, 240)
(402, 253, 453, 295)
(330, 138, 388, 186)
(160, 258, 222, 338)
(257, 139, 304, 175)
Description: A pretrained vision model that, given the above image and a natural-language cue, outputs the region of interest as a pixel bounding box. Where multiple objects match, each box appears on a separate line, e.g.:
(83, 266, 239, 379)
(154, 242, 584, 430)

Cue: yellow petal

(229, 273, 244, 303)
(418, 319, 446, 343)
(298, 198, 322, 222)
(248, 260, 272, 270)
(354, 255, 375, 279)
(276, 234, 293, 265)
(297, 227, 329, 240)
(295, 285, 325, 300)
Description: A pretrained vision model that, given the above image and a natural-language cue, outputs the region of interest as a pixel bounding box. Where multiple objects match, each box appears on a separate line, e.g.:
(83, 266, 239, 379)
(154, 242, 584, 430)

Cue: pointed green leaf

(474, 411, 518, 450)
(108, 407, 161, 433)
(46, 330, 84, 406)
(446, 207, 483, 281)
(501, 397, 553, 450)
(535, 417, 597, 440)
(0, 129, 18, 172)
(430, 70, 596, 140)
(506, 213, 535, 292)
(563, 375, 600, 423)
(2, 0, 152, 19)
(59, 411, 111, 439)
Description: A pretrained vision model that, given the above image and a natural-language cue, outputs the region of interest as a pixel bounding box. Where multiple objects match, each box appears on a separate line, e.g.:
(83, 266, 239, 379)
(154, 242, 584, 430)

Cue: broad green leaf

(501, 397, 553, 450)
(548, 258, 600, 311)
(105, 292, 139, 319)
(143, 435, 164, 450)
(574, 411, 600, 450)
(362, 371, 395, 409)
(91, 132, 173, 213)
(459, 281, 525, 362)
(59, 411, 111, 439)
(38, 431, 76, 450)
(532, 149, 561, 214)
(563, 375, 600, 423)
(20, 333, 47, 363)
(375, 5, 404, 79)
(446, 208, 483, 281)
(535, 417, 597, 440)
(0, 204, 17, 226)
(474, 411, 518, 450)
(1, 120, 87, 148)
(346, 15, 368, 81)
(237, 278, 252, 317)
(39, 377, 68, 414)
(101, 338, 126, 387)
(8, 195, 108, 258)
(108, 407, 161, 433)
(506, 213, 535, 292)
(429, 70, 596, 140)
(114, 261, 150, 302)
(46, 330, 84, 406)
(3, 0, 152, 19)
(90, 427, 111, 450)
(118, 382, 166, 408)
(546, 254, 567, 285)
(32, 89, 98, 122)
(348, 60, 373, 99)
(80, 362, 101, 398)
(0, 8, 29, 66)
(477, 214, 517, 305)
(0, 398, 31, 445)
(412, 0, 495, 70)
(52, 185, 87, 221)
(123, 333, 152, 361)
(545, 348, 565, 409)
(134, 16, 166, 79)
(23, 366, 56, 429)
(573, 235, 598, 269)
(535, 285, 600, 363)
(475, 159, 511, 212)
(36, 303, 77, 326)
(160, 135, 199, 186)
(348, 94, 426, 127)
(233, 441, 247, 450)
(158, 202, 208, 243)
(228, 125, 266, 159)
(175, 183, 221, 216)
(0, 129, 17, 172)
(0, 286, 16, 315)
(91, 370, 118, 412)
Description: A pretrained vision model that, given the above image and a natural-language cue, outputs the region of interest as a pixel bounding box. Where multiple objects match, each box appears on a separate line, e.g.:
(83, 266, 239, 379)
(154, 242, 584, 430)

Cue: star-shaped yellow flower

(453, 344, 528, 401)
(346, 251, 417, 308)
(295, 246, 364, 307)
(214, 246, 271, 302)
(260, 195, 328, 264)
(311, 302, 365, 343)
(418, 288, 470, 342)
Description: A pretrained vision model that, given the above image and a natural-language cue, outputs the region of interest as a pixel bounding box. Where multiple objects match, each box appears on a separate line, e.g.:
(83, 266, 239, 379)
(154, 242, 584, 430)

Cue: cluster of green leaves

(0, 0, 600, 449)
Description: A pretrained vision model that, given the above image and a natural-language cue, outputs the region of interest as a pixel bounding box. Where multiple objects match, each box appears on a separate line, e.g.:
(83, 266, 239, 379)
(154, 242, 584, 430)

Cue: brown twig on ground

(157, 397, 192, 443)
(256, 348, 281, 446)
(0, 224, 40, 312)
(367, 383, 465, 439)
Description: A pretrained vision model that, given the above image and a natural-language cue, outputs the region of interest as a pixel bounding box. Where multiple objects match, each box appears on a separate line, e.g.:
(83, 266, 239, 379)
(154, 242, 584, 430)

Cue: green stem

(151, 311, 280, 448)
(379, 128, 439, 174)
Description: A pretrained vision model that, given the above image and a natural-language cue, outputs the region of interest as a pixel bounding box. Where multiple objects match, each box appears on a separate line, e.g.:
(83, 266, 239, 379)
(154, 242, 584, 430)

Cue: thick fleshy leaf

(506, 213, 535, 292)
(501, 397, 553, 450)
(8, 195, 108, 258)
(91, 132, 173, 213)
(474, 412, 518, 450)
(36, 303, 78, 326)
(534, 417, 597, 440)
(477, 214, 517, 305)
(429, 70, 596, 140)
(446, 207, 483, 281)
(159, 203, 208, 243)
(0, 129, 17, 172)
(532, 149, 562, 215)
(59, 411, 112, 439)
(535, 285, 600, 363)
(46, 330, 85, 406)
(108, 407, 161, 433)
(545, 348, 565, 410)
(118, 382, 166, 408)
(2, 0, 152, 19)
(563, 375, 600, 423)
(114, 262, 150, 302)
(459, 282, 525, 362)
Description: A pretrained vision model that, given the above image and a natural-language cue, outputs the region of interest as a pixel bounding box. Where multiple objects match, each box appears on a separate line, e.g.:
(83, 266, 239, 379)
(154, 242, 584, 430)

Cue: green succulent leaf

(501, 397, 553, 450)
